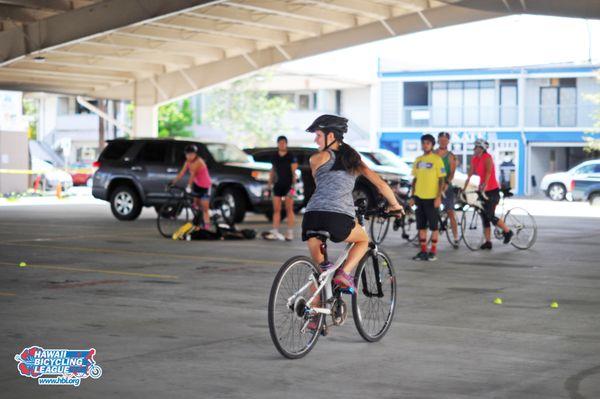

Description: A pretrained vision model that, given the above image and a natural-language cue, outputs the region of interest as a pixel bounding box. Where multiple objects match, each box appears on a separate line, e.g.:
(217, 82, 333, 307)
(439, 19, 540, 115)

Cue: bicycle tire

(504, 207, 537, 250)
(157, 200, 191, 238)
(369, 215, 391, 245)
(461, 206, 485, 251)
(352, 249, 397, 342)
(268, 256, 325, 359)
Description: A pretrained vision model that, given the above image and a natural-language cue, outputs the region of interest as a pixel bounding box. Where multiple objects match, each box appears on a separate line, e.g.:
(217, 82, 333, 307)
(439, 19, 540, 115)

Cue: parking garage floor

(1, 203, 599, 398)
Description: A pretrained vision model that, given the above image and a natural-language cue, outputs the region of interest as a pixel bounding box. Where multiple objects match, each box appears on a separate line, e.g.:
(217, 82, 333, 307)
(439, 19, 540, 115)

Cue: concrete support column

(369, 82, 380, 149)
(133, 105, 158, 138)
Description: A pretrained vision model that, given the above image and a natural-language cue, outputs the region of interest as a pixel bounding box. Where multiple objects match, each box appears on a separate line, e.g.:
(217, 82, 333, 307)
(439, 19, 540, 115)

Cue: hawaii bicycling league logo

(14, 346, 102, 386)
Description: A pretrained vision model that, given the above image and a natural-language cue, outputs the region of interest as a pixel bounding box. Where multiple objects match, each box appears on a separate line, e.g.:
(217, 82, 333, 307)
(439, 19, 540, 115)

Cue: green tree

(22, 98, 38, 140)
(158, 99, 194, 138)
(204, 73, 294, 147)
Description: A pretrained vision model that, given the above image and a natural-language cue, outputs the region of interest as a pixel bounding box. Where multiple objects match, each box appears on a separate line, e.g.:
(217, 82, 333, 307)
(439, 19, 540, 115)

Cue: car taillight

(92, 161, 101, 169)
(570, 180, 575, 192)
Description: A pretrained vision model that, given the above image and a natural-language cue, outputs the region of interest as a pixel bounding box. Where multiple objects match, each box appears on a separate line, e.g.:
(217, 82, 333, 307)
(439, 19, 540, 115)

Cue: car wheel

(222, 187, 247, 223)
(110, 185, 142, 221)
(590, 194, 600, 207)
(548, 183, 566, 201)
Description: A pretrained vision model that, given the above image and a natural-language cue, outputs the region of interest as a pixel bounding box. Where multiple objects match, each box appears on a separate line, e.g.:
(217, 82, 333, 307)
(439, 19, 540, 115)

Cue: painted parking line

(0, 241, 278, 266)
(0, 261, 179, 280)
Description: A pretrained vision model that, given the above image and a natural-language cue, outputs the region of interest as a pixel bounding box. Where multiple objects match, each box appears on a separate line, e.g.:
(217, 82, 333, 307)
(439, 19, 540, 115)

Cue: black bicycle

(268, 199, 402, 359)
(156, 185, 234, 238)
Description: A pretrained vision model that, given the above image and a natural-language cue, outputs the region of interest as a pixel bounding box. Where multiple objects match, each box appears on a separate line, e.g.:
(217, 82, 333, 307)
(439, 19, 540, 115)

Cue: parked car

(244, 146, 411, 211)
(571, 163, 600, 206)
(358, 148, 412, 177)
(31, 158, 73, 191)
(92, 138, 302, 222)
(540, 159, 600, 201)
(68, 162, 94, 186)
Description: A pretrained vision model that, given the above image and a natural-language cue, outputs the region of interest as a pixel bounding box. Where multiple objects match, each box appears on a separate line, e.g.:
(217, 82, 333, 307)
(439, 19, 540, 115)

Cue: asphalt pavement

(0, 202, 599, 399)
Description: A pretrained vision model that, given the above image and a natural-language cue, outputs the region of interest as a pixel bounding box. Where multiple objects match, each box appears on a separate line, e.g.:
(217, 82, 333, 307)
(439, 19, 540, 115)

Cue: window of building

(500, 80, 518, 127)
(540, 78, 577, 127)
(429, 80, 496, 127)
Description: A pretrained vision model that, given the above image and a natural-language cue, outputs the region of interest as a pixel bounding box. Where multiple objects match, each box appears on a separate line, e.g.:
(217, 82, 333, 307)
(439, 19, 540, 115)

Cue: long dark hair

(337, 141, 363, 174)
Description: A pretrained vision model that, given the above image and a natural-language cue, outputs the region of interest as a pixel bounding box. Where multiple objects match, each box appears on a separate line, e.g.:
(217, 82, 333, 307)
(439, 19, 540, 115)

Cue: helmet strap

(323, 132, 338, 150)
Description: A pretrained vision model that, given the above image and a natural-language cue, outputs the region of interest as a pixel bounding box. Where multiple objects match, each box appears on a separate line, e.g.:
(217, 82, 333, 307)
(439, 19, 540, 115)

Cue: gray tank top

(305, 150, 357, 218)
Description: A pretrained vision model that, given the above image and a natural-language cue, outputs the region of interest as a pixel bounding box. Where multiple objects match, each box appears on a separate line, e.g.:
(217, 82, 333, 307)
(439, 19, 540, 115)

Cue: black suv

(245, 146, 410, 209)
(92, 138, 303, 222)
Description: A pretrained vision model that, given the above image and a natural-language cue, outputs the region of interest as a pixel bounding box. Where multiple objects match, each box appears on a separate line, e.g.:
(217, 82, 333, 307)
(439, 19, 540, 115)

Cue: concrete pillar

(133, 105, 158, 138)
(369, 83, 380, 149)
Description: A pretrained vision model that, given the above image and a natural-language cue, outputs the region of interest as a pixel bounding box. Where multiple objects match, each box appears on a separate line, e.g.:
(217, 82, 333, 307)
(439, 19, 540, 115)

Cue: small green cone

(493, 297, 503, 305)
(19, 262, 27, 267)
(550, 301, 559, 309)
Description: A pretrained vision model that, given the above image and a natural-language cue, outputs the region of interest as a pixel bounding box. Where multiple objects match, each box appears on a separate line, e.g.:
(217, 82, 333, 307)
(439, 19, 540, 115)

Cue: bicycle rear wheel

(268, 256, 325, 359)
(157, 200, 191, 238)
(461, 206, 485, 251)
(400, 213, 419, 246)
(369, 215, 390, 245)
(504, 207, 537, 250)
(352, 249, 396, 342)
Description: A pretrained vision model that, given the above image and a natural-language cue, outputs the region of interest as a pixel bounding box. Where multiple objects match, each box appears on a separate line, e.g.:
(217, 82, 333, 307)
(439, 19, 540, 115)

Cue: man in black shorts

(267, 136, 298, 241)
(409, 134, 446, 261)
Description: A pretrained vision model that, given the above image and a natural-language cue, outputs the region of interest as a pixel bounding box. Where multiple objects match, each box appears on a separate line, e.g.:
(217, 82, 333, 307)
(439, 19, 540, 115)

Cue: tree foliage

(204, 73, 294, 147)
(158, 99, 194, 138)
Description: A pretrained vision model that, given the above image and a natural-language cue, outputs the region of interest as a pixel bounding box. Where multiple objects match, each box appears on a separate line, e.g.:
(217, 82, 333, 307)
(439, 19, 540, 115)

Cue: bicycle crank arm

(309, 307, 332, 315)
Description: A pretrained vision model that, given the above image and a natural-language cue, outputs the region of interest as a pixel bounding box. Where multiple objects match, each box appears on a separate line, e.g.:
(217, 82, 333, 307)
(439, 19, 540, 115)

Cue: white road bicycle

(267, 200, 402, 359)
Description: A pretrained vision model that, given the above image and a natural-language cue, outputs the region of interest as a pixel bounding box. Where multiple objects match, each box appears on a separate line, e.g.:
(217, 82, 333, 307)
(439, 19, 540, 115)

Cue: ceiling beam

(0, 0, 221, 67)
(88, 34, 226, 59)
(187, 5, 321, 36)
(118, 24, 257, 52)
(228, 0, 356, 28)
(0, 4, 55, 23)
(58, 42, 199, 67)
(151, 14, 288, 43)
(8, 60, 135, 81)
(0, 0, 72, 11)
(0, 71, 109, 90)
(35, 52, 166, 74)
(301, 0, 391, 20)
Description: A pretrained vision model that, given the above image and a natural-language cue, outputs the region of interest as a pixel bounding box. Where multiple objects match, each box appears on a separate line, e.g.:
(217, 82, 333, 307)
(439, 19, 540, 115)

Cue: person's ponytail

(337, 141, 362, 174)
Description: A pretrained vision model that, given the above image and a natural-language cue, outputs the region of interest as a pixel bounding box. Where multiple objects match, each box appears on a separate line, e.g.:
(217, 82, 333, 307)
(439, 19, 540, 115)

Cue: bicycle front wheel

(352, 249, 397, 342)
(369, 215, 390, 245)
(268, 256, 325, 359)
(157, 200, 191, 238)
(461, 206, 485, 251)
(504, 207, 537, 250)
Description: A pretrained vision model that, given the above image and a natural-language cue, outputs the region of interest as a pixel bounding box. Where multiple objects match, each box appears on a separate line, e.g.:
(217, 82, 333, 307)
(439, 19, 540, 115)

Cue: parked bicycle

(156, 185, 234, 238)
(268, 199, 401, 359)
(460, 188, 537, 250)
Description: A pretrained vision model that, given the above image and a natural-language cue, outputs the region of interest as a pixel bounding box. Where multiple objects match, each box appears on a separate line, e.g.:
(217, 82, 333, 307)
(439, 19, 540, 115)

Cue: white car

(31, 158, 73, 191)
(540, 159, 600, 201)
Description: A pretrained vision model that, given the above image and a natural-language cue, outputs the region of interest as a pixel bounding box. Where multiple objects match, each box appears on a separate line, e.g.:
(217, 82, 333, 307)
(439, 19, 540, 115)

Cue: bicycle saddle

(306, 230, 330, 241)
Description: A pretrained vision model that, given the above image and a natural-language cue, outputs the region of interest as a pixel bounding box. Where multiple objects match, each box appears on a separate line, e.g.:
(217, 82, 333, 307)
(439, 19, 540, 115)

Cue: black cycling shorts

(415, 197, 439, 231)
(273, 182, 292, 197)
(301, 211, 355, 243)
(192, 183, 210, 199)
(480, 188, 500, 228)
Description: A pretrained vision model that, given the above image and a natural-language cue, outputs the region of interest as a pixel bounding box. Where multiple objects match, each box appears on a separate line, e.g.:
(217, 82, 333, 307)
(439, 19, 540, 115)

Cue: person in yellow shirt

(409, 134, 446, 261)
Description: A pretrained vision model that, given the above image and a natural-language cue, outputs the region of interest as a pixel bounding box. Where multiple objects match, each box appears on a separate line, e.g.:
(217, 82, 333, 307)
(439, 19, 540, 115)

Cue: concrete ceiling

(0, 0, 598, 106)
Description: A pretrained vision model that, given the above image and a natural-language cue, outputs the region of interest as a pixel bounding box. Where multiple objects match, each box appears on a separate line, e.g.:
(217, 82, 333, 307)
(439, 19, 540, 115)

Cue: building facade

(378, 63, 600, 195)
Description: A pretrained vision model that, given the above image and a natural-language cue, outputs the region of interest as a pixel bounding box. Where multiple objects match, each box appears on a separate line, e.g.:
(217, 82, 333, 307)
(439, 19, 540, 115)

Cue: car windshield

(206, 143, 250, 163)
(367, 151, 412, 175)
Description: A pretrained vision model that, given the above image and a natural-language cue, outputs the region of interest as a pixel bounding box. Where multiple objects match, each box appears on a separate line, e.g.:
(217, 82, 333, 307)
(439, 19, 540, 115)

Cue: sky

(279, 14, 600, 82)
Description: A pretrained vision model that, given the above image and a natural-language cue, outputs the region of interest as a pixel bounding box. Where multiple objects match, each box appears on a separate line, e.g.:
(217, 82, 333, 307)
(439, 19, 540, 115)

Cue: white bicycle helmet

(474, 138, 489, 150)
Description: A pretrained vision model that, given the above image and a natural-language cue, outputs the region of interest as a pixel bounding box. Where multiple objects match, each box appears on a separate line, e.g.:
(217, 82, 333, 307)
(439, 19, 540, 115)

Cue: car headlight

(251, 170, 270, 182)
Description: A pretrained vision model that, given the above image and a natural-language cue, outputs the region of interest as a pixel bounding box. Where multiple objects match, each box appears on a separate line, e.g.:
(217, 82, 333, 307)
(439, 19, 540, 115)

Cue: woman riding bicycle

(302, 114, 403, 292)
(171, 144, 212, 229)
